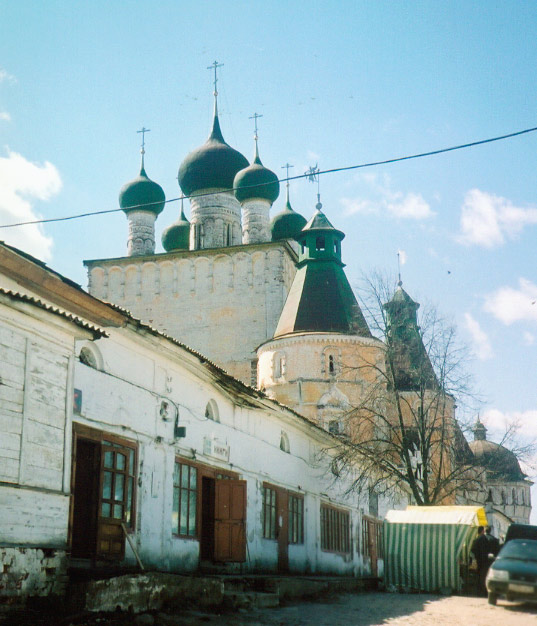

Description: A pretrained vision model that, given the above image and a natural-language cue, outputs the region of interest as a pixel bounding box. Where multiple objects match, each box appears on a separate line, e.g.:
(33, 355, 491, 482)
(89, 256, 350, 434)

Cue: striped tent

(383, 506, 488, 592)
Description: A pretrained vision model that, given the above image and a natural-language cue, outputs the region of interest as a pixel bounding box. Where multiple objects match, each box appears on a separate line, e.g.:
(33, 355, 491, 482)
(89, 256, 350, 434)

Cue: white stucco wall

(72, 327, 375, 576)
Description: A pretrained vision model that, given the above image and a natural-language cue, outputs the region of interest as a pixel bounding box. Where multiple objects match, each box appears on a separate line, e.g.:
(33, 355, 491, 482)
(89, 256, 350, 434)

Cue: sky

(1, 1, 536, 512)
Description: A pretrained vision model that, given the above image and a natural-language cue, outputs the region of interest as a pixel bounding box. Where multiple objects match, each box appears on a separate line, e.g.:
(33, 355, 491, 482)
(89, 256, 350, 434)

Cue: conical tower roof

(274, 208, 371, 338)
(162, 203, 190, 252)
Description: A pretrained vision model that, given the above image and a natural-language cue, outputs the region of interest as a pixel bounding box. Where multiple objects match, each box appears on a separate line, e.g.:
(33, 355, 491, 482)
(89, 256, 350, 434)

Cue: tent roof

(385, 505, 488, 527)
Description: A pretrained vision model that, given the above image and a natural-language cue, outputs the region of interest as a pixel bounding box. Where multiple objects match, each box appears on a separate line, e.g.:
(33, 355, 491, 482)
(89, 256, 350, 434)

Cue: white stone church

(0, 80, 530, 600)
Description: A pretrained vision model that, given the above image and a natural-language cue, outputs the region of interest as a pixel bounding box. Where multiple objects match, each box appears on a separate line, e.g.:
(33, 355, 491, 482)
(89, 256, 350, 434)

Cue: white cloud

(484, 278, 537, 325)
(0, 112, 10, 122)
(340, 173, 434, 220)
(0, 150, 61, 261)
(0, 69, 15, 83)
(463, 313, 493, 360)
(482, 408, 537, 443)
(457, 189, 537, 248)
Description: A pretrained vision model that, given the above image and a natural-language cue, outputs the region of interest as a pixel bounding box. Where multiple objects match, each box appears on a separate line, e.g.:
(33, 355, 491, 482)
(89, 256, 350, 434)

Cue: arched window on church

(78, 344, 103, 371)
(226, 223, 232, 246)
(273, 352, 286, 379)
(512, 488, 517, 505)
(322, 348, 340, 378)
(501, 490, 506, 505)
(205, 399, 220, 423)
(280, 431, 290, 453)
(521, 489, 525, 505)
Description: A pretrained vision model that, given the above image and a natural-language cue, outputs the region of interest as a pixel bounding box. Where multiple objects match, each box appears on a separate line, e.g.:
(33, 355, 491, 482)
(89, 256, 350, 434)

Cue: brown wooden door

(95, 442, 130, 560)
(367, 519, 378, 577)
(276, 488, 289, 572)
(71, 439, 100, 558)
(214, 479, 247, 562)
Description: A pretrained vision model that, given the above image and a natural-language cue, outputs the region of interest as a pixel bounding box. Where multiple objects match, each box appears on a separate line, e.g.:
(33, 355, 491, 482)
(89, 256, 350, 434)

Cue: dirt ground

(2, 591, 537, 626)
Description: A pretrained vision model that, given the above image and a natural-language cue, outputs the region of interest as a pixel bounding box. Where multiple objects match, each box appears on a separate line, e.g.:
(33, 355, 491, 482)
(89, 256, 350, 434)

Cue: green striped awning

(383, 506, 487, 592)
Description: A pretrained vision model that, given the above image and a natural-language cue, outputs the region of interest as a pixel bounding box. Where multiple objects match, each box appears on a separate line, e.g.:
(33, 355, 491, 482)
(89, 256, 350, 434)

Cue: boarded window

(321, 504, 350, 554)
(173, 461, 197, 537)
(262, 486, 277, 540)
(288, 494, 304, 544)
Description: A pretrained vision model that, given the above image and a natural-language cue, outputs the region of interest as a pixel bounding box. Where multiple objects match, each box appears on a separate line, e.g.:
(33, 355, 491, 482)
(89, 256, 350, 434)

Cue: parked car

(486, 539, 537, 605)
(504, 523, 537, 544)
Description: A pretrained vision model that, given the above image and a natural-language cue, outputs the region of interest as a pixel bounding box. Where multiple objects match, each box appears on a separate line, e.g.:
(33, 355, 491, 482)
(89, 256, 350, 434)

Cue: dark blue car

(486, 539, 537, 605)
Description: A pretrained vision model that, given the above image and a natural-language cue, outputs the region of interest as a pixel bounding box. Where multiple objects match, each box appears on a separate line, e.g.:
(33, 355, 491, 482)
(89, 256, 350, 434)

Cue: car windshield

(499, 540, 537, 561)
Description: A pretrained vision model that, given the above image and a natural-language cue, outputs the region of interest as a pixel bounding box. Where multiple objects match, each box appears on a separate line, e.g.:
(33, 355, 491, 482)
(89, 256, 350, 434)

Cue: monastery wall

(86, 242, 297, 384)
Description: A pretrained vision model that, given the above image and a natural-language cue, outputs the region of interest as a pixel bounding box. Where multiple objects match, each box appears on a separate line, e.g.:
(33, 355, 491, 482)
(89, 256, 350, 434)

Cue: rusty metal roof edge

(0, 288, 108, 338)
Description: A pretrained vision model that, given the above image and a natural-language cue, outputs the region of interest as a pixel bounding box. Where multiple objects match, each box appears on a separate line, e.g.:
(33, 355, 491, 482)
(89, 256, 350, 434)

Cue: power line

(1, 124, 536, 230)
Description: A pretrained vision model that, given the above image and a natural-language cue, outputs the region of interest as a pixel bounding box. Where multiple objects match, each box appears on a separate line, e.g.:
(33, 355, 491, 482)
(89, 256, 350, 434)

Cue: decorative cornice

(258, 332, 384, 353)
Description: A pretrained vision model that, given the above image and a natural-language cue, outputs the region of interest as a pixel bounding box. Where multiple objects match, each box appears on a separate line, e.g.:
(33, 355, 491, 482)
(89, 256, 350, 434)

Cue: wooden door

(276, 488, 289, 572)
(95, 442, 130, 560)
(71, 439, 100, 558)
(214, 479, 247, 562)
(367, 518, 378, 577)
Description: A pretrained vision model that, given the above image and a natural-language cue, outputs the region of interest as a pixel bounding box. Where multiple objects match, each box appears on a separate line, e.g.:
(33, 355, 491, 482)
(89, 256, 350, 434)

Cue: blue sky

(1, 1, 536, 497)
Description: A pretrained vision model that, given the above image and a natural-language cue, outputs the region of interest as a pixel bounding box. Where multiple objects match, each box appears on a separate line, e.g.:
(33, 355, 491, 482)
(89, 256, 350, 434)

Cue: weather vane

(305, 164, 322, 209)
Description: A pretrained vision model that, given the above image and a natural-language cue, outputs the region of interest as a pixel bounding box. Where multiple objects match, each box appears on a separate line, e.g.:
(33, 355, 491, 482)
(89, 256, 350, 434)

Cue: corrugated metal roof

(385, 505, 488, 527)
(0, 288, 108, 338)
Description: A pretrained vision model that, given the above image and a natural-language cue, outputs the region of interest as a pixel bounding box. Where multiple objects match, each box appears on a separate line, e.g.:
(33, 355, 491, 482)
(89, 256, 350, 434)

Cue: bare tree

(328, 272, 483, 506)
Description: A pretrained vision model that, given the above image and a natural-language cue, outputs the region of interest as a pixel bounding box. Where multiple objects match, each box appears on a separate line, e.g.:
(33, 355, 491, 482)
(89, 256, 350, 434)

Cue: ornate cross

(282, 162, 294, 183)
(137, 127, 150, 152)
(207, 60, 224, 96)
(249, 112, 263, 139)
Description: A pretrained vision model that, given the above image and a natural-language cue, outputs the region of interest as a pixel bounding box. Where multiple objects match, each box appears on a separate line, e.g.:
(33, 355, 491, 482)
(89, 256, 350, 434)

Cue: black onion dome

(234, 149, 280, 204)
(178, 113, 248, 196)
(162, 206, 190, 252)
(271, 199, 307, 241)
(119, 165, 166, 215)
(469, 439, 525, 481)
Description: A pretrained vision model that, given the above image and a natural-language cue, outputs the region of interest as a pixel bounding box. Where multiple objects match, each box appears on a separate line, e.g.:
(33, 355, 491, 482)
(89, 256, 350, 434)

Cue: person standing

(471, 526, 490, 596)
(485, 526, 500, 557)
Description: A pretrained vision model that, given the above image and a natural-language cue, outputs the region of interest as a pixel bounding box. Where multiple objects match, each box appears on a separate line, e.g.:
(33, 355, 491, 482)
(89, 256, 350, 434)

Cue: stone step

(223, 590, 280, 610)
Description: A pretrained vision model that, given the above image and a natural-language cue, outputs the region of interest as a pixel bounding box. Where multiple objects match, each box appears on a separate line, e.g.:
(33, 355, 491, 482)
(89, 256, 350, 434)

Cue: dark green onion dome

(119, 165, 165, 215)
(178, 111, 249, 196)
(233, 145, 280, 204)
(161, 205, 190, 252)
(271, 197, 307, 241)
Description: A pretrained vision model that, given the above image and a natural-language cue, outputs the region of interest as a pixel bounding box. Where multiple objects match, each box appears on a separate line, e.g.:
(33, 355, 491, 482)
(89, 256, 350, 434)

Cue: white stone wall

(73, 327, 376, 576)
(0, 297, 85, 599)
(86, 243, 297, 384)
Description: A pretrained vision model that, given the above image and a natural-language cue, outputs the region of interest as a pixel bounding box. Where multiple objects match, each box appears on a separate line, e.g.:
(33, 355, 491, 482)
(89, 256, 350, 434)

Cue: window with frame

(321, 504, 350, 553)
(288, 494, 304, 544)
(173, 461, 197, 537)
(262, 486, 277, 540)
(101, 440, 137, 529)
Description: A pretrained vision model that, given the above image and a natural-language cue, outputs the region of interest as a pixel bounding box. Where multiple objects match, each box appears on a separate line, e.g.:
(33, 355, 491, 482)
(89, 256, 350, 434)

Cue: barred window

(262, 486, 277, 540)
(288, 494, 304, 544)
(173, 462, 197, 537)
(321, 505, 350, 553)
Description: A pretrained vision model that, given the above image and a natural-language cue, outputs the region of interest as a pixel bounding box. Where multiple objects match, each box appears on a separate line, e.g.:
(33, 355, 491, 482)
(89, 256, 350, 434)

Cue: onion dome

(468, 419, 525, 481)
(119, 163, 165, 215)
(271, 185, 307, 241)
(162, 203, 190, 252)
(178, 108, 248, 196)
(234, 143, 280, 204)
